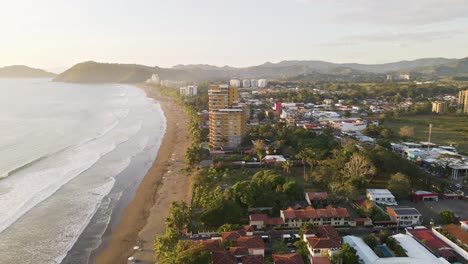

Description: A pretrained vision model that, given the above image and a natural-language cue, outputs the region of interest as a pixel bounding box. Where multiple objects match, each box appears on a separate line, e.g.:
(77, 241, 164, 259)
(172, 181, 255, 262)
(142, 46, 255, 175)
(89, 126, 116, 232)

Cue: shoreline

(93, 85, 192, 264)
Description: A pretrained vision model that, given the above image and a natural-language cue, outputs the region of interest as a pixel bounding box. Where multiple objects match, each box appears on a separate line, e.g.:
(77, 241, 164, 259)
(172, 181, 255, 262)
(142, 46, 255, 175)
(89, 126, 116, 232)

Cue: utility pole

(427, 123, 433, 153)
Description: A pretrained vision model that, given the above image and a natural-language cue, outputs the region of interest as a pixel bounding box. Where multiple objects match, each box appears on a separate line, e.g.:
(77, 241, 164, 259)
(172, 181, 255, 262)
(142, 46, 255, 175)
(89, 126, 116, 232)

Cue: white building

(242, 79, 251, 88)
(250, 79, 257, 88)
(180, 85, 198, 96)
(366, 189, 397, 205)
(329, 118, 367, 133)
(386, 207, 422, 227)
(343, 234, 450, 264)
(257, 79, 268, 88)
(230, 79, 241, 88)
(146, 74, 160, 84)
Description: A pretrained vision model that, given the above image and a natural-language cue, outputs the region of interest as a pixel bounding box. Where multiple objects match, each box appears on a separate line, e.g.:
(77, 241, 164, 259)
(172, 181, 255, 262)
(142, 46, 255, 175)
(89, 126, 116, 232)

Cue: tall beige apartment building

(459, 90, 468, 114)
(208, 85, 246, 150)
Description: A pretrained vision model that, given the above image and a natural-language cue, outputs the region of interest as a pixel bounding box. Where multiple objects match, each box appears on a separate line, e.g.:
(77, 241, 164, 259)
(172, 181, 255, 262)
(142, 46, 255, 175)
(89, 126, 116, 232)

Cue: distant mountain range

(51, 57, 468, 83)
(0, 65, 56, 78)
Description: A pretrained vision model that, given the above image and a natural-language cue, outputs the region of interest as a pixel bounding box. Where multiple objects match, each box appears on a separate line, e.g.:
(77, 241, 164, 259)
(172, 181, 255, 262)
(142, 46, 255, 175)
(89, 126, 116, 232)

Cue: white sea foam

(0, 80, 166, 263)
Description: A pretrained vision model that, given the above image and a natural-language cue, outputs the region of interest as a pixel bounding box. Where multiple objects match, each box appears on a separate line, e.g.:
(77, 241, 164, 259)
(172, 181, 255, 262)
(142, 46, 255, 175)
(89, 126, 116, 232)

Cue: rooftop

(272, 253, 305, 264)
(388, 207, 421, 216)
(306, 192, 328, 200)
(443, 224, 468, 245)
(281, 206, 349, 219)
(343, 234, 450, 264)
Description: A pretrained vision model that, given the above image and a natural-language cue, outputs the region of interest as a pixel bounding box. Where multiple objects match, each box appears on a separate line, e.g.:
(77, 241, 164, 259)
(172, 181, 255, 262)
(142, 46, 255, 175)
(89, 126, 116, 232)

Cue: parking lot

(399, 198, 468, 224)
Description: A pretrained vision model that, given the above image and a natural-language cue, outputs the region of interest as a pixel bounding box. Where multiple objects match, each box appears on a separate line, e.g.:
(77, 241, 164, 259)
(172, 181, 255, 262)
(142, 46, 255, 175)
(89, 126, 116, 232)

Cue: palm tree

(282, 160, 293, 174)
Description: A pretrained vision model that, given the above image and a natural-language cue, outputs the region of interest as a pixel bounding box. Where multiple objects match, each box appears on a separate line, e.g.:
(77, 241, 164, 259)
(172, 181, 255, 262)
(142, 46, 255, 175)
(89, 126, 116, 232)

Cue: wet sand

(93, 85, 192, 264)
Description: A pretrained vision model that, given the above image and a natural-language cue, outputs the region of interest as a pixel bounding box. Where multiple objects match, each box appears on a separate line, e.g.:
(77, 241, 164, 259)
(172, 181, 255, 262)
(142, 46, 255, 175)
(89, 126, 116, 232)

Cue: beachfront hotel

(208, 85, 247, 150)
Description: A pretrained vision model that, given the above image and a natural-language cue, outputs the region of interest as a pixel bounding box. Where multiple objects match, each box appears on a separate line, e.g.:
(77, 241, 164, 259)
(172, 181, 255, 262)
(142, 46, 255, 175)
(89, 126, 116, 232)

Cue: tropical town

(140, 74, 468, 264)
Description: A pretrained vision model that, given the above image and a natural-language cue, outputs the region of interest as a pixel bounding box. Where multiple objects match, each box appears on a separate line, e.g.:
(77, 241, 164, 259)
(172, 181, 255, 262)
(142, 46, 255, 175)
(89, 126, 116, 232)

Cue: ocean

(0, 79, 166, 263)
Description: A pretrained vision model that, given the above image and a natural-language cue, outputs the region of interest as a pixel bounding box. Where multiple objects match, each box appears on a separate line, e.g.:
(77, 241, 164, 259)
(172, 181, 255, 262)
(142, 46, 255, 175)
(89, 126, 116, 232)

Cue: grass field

(383, 115, 468, 154)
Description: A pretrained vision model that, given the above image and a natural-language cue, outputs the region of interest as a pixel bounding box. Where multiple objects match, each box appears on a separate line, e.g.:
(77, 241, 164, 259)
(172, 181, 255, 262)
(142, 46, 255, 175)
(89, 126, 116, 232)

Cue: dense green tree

(272, 241, 289, 254)
(387, 173, 411, 199)
(165, 201, 191, 235)
(174, 241, 212, 264)
(217, 223, 243, 233)
(363, 234, 378, 248)
(332, 243, 360, 264)
(440, 210, 456, 224)
(294, 240, 310, 263)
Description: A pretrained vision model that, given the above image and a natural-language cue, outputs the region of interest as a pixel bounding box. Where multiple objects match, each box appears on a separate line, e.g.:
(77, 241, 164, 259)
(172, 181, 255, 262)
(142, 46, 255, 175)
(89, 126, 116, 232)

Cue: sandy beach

(94, 85, 192, 264)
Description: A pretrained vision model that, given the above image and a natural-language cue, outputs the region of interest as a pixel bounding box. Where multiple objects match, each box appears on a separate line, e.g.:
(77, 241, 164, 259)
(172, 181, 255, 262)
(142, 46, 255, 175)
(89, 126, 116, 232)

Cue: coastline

(93, 85, 192, 264)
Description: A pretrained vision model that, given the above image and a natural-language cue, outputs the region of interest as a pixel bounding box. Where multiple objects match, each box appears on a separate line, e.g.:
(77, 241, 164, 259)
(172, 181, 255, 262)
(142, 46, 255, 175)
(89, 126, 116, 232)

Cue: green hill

(0, 65, 56, 78)
(55, 57, 468, 84)
(54, 61, 202, 83)
(422, 57, 468, 76)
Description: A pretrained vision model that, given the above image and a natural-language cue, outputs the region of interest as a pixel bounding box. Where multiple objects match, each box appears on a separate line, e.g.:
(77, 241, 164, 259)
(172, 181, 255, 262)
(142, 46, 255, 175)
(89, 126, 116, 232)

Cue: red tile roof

(244, 225, 255, 232)
(408, 228, 455, 257)
(281, 206, 349, 220)
(250, 214, 268, 222)
(305, 226, 342, 249)
(443, 224, 468, 245)
(201, 239, 222, 252)
(266, 217, 285, 226)
(306, 237, 341, 249)
(221, 230, 246, 241)
(306, 192, 328, 200)
(237, 236, 265, 249)
(311, 256, 331, 264)
(272, 253, 305, 264)
(242, 255, 264, 264)
(211, 251, 237, 264)
(229, 246, 249, 256)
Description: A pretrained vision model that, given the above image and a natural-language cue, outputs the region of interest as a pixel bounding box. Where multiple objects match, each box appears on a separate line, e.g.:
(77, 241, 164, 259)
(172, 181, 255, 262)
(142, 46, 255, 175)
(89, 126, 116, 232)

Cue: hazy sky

(1, 0, 467, 71)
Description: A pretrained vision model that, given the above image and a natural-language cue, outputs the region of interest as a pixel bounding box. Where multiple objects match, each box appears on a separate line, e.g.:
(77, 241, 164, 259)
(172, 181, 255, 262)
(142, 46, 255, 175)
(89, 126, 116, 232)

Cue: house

(229, 246, 249, 258)
(280, 205, 350, 228)
(386, 207, 422, 227)
(248, 214, 284, 229)
(272, 253, 305, 264)
(303, 225, 341, 259)
(221, 230, 246, 241)
(305, 192, 328, 205)
(201, 239, 223, 252)
(366, 189, 397, 205)
(354, 217, 373, 227)
(244, 225, 255, 236)
(212, 251, 237, 264)
(242, 255, 264, 264)
(237, 236, 265, 256)
(249, 214, 268, 229)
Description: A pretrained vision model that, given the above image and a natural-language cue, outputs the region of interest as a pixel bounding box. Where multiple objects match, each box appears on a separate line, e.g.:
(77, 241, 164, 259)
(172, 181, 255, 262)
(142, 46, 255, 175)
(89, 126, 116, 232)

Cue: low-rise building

(407, 227, 455, 260)
(344, 234, 450, 264)
(305, 192, 328, 205)
(366, 189, 397, 205)
(180, 85, 198, 96)
(280, 206, 350, 228)
(248, 214, 284, 229)
(303, 226, 341, 259)
(432, 101, 447, 114)
(411, 190, 439, 202)
(272, 253, 305, 264)
(386, 207, 422, 226)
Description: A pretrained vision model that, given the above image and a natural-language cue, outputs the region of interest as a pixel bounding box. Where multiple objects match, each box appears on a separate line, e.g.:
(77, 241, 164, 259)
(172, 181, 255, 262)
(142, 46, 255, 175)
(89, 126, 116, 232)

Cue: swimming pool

(376, 245, 394, 257)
